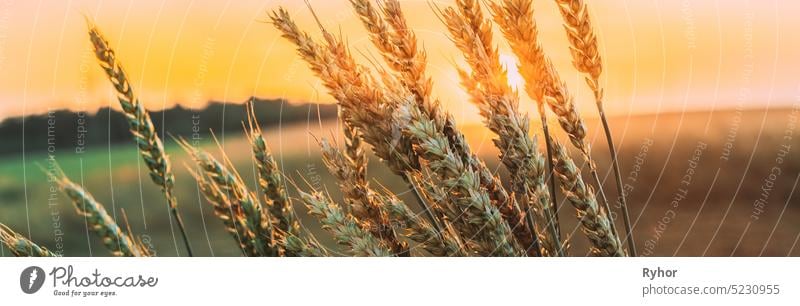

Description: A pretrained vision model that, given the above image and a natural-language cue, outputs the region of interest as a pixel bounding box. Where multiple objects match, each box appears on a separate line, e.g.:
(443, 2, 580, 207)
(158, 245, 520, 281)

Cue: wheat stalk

(245, 102, 298, 254)
(48, 168, 145, 257)
(319, 133, 408, 255)
(554, 0, 636, 256)
(0, 224, 58, 257)
(298, 190, 393, 257)
(351, 0, 520, 246)
(552, 142, 624, 256)
(489, 0, 618, 241)
(86, 21, 193, 256)
(178, 138, 277, 256)
(440, 0, 562, 256)
(270, 8, 444, 231)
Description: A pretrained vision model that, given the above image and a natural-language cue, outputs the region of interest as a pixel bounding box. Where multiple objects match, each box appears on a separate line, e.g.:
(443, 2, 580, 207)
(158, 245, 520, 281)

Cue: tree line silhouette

(0, 97, 337, 156)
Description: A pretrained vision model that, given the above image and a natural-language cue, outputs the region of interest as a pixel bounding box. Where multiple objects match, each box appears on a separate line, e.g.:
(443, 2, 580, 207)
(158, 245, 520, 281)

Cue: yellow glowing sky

(0, 0, 797, 122)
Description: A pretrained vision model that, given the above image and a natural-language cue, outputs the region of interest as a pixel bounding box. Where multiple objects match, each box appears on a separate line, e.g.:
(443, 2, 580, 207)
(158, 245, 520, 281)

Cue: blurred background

(0, 0, 798, 256)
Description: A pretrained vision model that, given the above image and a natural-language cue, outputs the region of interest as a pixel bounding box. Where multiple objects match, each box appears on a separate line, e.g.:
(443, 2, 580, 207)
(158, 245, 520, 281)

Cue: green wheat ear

(86, 20, 193, 256)
(245, 102, 298, 246)
(44, 164, 146, 257)
(0, 224, 58, 257)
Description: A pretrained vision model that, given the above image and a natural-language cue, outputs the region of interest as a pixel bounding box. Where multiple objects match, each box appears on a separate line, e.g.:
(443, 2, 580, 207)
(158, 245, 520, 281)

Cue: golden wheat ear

(177, 136, 277, 256)
(270, 6, 443, 235)
(318, 131, 408, 256)
(490, 0, 618, 245)
(0, 224, 59, 257)
(438, 0, 562, 256)
(348, 0, 522, 255)
(185, 163, 250, 256)
(85, 21, 193, 256)
(552, 142, 625, 256)
(554, 0, 636, 256)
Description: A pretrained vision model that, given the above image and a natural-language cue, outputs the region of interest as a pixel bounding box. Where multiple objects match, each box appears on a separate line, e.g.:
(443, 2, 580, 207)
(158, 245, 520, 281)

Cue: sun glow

(499, 54, 525, 91)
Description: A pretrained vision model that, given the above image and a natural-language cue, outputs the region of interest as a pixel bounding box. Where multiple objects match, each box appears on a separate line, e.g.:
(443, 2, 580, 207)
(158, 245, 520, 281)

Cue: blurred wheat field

(1, 107, 796, 256)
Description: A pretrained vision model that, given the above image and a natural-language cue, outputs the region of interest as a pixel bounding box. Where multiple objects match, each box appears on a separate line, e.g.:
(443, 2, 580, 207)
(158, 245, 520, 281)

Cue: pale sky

(0, 0, 797, 122)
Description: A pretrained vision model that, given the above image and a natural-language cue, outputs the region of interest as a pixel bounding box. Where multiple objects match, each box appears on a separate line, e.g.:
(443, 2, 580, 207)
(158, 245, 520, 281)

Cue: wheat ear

(319, 133, 408, 255)
(185, 165, 251, 255)
(350, 0, 515, 242)
(552, 142, 624, 256)
(245, 102, 298, 249)
(47, 167, 145, 257)
(282, 234, 329, 257)
(178, 138, 276, 256)
(380, 192, 465, 256)
(270, 8, 422, 180)
(485, 1, 562, 240)
(86, 21, 192, 256)
(270, 8, 441, 231)
(298, 190, 393, 257)
(441, 0, 562, 256)
(0, 224, 58, 257)
(554, 0, 636, 256)
(396, 100, 521, 256)
(490, 0, 618, 240)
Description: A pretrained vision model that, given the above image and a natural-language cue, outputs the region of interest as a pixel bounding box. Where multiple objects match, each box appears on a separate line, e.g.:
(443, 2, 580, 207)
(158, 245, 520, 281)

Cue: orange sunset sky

(0, 0, 797, 122)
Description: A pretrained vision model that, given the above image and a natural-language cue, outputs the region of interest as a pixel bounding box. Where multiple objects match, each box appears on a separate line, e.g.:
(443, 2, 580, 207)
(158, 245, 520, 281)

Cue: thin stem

(168, 196, 193, 257)
(536, 103, 563, 256)
(596, 102, 637, 256)
(586, 156, 619, 241)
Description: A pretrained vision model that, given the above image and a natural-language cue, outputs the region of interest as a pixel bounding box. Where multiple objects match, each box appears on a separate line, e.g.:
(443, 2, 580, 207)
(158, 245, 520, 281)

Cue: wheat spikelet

(270, 8, 418, 177)
(441, 1, 563, 256)
(396, 100, 521, 256)
(552, 142, 624, 256)
(178, 138, 276, 256)
(319, 134, 408, 255)
(351, 0, 517, 242)
(378, 0, 433, 102)
(381, 193, 464, 256)
(363, 3, 521, 251)
(270, 8, 445, 231)
(282, 234, 329, 257)
(299, 190, 393, 257)
(0, 224, 58, 257)
(555, 0, 636, 256)
(186, 166, 255, 255)
(86, 21, 192, 256)
(351, 1, 472, 174)
(119, 209, 154, 257)
(554, 0, 601, 82)
(490, 0, 618, 241)
(245, 103, 298, 246)
(48, 168, 145, 257)
(489, 0, 587, 154)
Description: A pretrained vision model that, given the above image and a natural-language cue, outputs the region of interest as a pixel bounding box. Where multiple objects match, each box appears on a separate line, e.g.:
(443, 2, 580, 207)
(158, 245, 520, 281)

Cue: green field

(0, 124, 416, 256)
